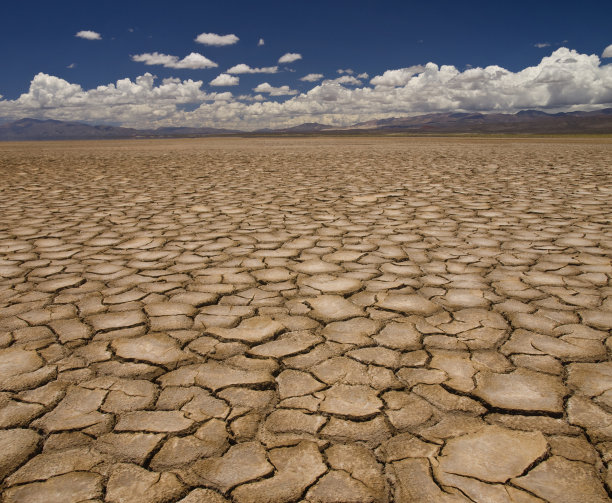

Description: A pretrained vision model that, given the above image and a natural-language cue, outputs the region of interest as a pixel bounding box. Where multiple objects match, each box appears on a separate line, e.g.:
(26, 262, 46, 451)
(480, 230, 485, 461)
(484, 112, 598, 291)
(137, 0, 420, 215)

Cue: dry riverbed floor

(0, 137, 611, 502)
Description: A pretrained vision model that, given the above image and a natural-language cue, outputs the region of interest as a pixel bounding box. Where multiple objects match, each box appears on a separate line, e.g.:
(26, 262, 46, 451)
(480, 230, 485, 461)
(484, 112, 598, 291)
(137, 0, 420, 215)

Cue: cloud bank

(75, 30, 101, 40)
(1, 47, 611, 130)
(132, 52, 218, 69)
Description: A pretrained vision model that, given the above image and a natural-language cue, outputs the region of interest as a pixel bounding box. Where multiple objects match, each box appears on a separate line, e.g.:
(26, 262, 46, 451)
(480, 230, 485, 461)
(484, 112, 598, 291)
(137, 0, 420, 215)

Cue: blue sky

(1, 0, 611, 129)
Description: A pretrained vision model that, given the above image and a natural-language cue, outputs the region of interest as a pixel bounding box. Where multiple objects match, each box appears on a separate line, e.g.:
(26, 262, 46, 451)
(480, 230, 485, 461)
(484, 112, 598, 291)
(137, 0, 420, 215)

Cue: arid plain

(0, 137, 611, 503)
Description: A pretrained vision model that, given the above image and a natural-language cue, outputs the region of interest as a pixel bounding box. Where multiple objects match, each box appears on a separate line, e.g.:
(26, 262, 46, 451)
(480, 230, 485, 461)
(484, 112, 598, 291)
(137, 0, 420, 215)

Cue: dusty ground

(0, 137, 611, 503)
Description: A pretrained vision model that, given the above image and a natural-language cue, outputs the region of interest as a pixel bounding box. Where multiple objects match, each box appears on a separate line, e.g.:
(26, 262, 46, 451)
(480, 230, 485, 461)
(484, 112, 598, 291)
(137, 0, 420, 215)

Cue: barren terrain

(0, 137, 611, 502)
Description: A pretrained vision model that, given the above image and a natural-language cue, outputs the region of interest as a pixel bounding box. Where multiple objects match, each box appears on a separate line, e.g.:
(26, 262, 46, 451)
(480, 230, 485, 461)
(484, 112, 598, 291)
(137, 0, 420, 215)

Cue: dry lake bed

(0, 137, 611, 502)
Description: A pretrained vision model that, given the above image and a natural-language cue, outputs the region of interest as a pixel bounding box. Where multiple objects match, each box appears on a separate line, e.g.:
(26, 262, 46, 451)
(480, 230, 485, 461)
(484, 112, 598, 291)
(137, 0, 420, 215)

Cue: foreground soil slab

(0, 137, 611, 502)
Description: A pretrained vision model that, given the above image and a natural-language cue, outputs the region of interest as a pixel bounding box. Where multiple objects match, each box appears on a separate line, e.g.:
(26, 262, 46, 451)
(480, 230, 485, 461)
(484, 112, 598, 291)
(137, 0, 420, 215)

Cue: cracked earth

(0, 137, 611, 503)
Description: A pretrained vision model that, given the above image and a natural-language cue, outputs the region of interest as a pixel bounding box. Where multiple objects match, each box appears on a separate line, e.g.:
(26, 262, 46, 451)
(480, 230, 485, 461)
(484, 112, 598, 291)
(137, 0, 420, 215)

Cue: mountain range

(1, 108, 611, 140)
(0, 119, 238, 141)
(340, 108, 612, 134)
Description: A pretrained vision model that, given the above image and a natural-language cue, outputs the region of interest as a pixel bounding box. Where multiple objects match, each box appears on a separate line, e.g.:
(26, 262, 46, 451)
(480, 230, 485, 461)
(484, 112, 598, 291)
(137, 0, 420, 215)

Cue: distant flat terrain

(1, 138, 611, 502)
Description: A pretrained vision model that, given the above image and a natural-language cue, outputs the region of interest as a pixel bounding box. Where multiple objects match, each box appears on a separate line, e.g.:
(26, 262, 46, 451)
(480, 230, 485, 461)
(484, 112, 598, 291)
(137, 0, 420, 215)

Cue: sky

(0, 0, 611, 130)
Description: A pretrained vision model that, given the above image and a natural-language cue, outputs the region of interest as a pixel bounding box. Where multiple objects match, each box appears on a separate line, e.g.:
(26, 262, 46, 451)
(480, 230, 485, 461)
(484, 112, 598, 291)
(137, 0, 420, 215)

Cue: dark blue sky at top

(1, 0, 611, 100)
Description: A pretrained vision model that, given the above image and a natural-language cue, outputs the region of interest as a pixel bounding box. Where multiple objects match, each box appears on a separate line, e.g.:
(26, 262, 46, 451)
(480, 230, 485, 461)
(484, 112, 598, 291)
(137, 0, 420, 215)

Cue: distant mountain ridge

(1, 108, 611, 140)
(273, 122, 336, 133)
(343, 108, 612, 133)
(0, 118, 238, 141)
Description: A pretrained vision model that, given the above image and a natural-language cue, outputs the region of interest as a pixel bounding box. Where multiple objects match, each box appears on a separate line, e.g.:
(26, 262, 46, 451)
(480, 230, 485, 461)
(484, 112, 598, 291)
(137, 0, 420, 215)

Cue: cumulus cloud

(75, 30, 101, 40)
(357, 72, 369, 79)
(278, 53, 302, 64)
(258, 38, 265, 46)
(238, 94, 265, 102)
(370, 66, 426, 87)
(2, 47, 611, 130)
(227, 64, 278, 74)
(195, 33, 239, 46)
(534, 43, 551, 48)
(211, 91, 233, 101)
(337, 68, 354, 75)
(300, 73, 324, 82)
(0, 72, 231, 125)
(67, 63, 76, 69)
(253, 82, 298, 96)
(132, 52, 218, 69)
(603, 44, 612, 58)
(210, 74, 239, 86)
(328, 75, 362, 85)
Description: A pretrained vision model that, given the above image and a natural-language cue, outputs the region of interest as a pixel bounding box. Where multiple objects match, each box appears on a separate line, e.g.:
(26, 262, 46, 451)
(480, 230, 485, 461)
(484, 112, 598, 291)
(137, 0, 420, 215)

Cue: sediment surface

(0, 137, 611, 502)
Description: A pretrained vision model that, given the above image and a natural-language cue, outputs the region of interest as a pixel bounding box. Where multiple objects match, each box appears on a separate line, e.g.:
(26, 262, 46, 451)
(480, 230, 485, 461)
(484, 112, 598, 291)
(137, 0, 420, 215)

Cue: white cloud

(195, 33, 239, 46)
(67, 63, 76, 69)
(0, 72, 229, 125)
(357, 72, 369, 79)
(132, 53, 176, 67)
(175, 53, 218, 69)
(132, 52, 217, 69)
(337, 68, 354, 75)
(2, 47, 611, 130)
(227, 64, 278, 74)
(238, 94, 265, 102)
(603, 44, 612, 58)
(75, 30, 101, 40)
(370, 66, 426, 87)
(253, 82, 298, 96)
(210, 74, 239, 86)
(300, 73, 324, 82)
(535, 43, 551, 48)
(212, 91, 233, 101)
(278, 53, 302, 64)
(258, 38, 265, 46)
(329, 75, 362, 85)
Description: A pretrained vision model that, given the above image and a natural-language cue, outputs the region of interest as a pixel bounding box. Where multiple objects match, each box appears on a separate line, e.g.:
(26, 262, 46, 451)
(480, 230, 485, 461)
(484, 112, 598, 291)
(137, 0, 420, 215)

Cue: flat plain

(0, 137, 611, 503)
